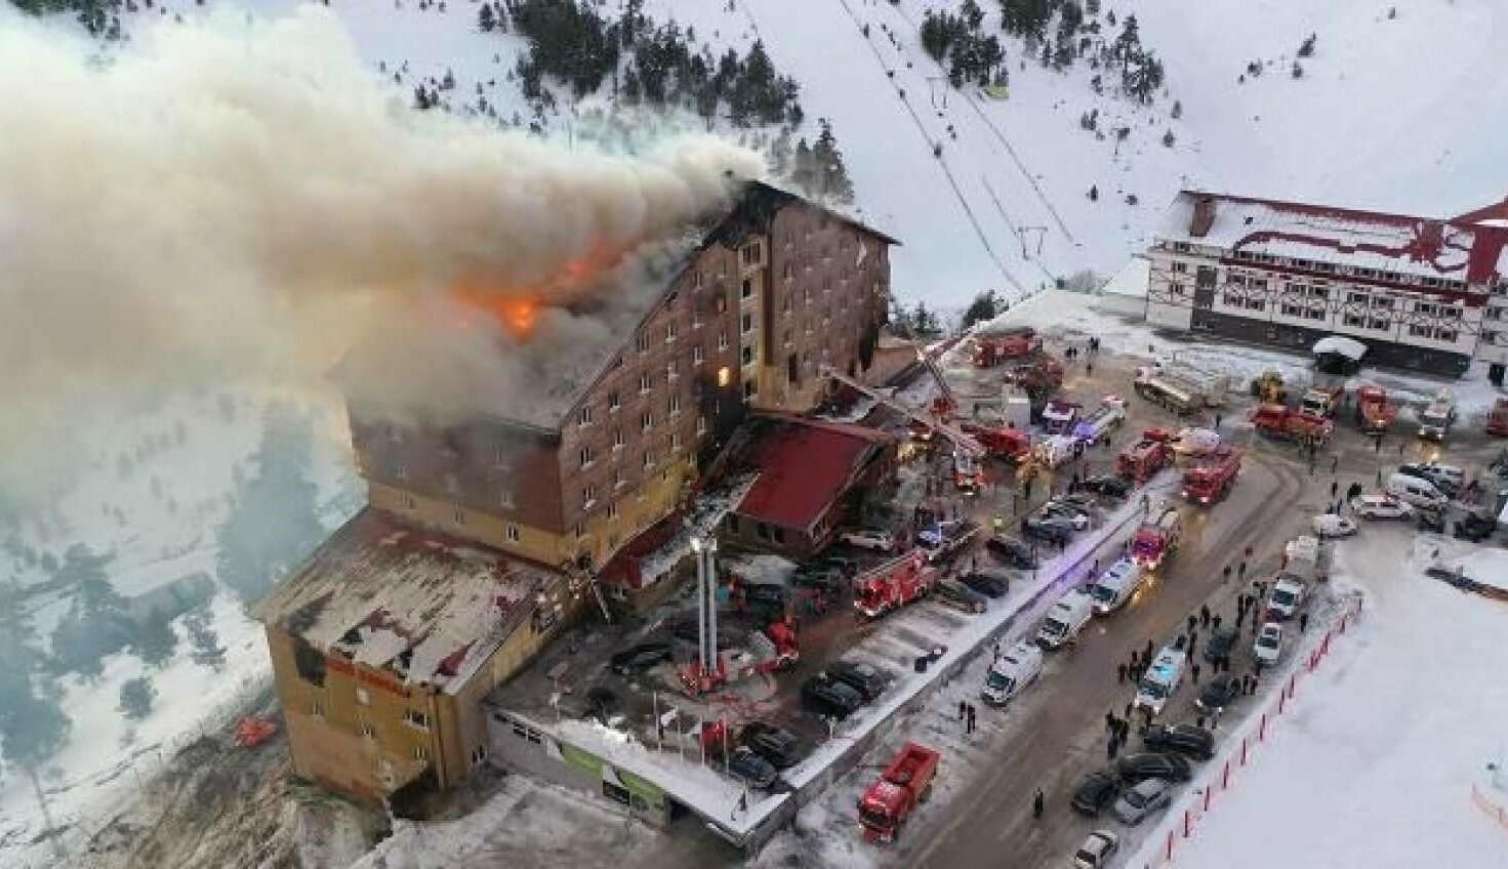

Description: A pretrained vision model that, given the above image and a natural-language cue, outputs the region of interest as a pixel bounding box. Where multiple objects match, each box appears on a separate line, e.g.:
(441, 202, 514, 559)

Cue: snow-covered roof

(1312, 335, 1368, 361)
(1156, 191, 1508, 288)
(256, 508, 557, 693)
(1101, 255, 1150, 299)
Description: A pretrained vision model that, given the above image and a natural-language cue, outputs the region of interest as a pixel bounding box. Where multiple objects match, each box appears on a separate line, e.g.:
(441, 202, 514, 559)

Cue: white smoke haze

(0, 5, 765, 498)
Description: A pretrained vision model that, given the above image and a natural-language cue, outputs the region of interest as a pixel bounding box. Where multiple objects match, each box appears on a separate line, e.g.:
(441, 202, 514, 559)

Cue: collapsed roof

(256, 508, 557, 694)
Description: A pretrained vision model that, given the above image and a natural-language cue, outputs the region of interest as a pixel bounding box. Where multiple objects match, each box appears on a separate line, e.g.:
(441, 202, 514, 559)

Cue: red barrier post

(1166, 830, 1175, 859)
(1288, 673, 1297, 699)
(1241, 737, 1248, 766)
(1204, 785, 1212, 811)
(1279, 689, 1286, 714)
(1260, 713, 1268, 741)
(1184, 809, 1191, 838)
(1222, 760, 1230, 789)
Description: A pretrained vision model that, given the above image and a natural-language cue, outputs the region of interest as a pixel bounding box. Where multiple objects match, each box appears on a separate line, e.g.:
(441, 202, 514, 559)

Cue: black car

(1454, 513, 1496, 542)
(1070, 769, 1122, 816)
(801, 674, 865, 719)
(1203, 626, 1239, 664)
(1142, 724, 1215, 761)
(791, 567, 844, 592)
(1023, 516, 1074, 545)
(825, 659, 890, 703)
(959, 569, 1010, 599)
(740, 721, 806, 769)
(812, 555, 860, 577)
(609, 642, 672, 676)
(585, 686, 620, 725)
(1081, 475, 1132, 499)
(1196, 674, 1241, 714)
(1116, 752, 1192, 784)
(728, 747, 778, 789)
(743, 582, 790, 617)
(987, 534, 1038, 569)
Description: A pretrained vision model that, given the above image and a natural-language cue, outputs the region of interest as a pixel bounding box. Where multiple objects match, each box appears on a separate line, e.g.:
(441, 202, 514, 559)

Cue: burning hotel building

(256, 181, 898, 802)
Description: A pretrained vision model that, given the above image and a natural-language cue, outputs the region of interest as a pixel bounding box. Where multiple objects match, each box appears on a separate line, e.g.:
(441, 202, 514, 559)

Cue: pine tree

(119, 677, 156, 721)
(811, 119, 855, 203)
(185, 606, 226, 672)
(478, 3, 494, 32)
(1298, 33, 1316, 58)
(961, 290, 1000, 330)
(132, 608, 178, 669)
(1172, 99, 1183, 119)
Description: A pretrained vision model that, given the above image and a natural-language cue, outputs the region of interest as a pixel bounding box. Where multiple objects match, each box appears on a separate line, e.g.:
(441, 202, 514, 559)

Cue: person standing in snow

(1117, 663, 1127, 684)
(1033, 788, 1045, 819)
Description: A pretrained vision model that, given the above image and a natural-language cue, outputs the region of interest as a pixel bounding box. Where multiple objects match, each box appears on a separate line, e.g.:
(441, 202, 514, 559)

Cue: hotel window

(608, 390, 620, 412)
(667, 360, 678, 381)
(1415, 302, 1437, 315)
(692, 344, 705, 364)
(498, 489, 514, 509)
(665, 322, 677, 343)
(697, 415, 708, 435)
(506, 524, 521, 542)
(607, 502, 619, 519)
(1245, 298, 1266, 311)
(412, 746, 429, 762)
(613, 428, 625, 450)
(742, 345, 754, 366)
(356, 687, 370, 706)
(672, 432, 682, 451)
(742, 312, 754, 334)
(1369, 318, 1389, 330)
(453, 508, 467, 526)
(577, 405, 593, 427)
(1222, 294, 1240, 307)
(360, 721, 376, 739)
(639, 372, 653, 393)
(1171, 261, 1189, 274)
(395, 464, 408, 482)
(691, 270, 703, 288)
(1347, 291, 1368, 304)
(743, 379, 757, 399)
(1306, 307, 1325, 321)
(1229, 274, 1247, 287)
(743, 242, 762, 265)
(642, 450, 653, 469)
(718, 330, 729, 350)
(310, 701, 325, 718)
(579, 445, 594, 468)
(403, 709, 430, 730)
(1173, 242, 1191, 253)
(1169, 282, 1185, 296)
(1436, 328, 1458, 342)
(1281, 303, 1303, 317)
(717, 366, 731, 387)
(582, 484, 597, 508)
(741, 278, 753, 299)
(1250, 279, 1268, 291)
(669, 393, 682, 415)
(1409, 324, 1431, 337)
(641, 411, 654, 431)
(613, 468, 625, 490)
(636, 331, 650, 352)
(782, 262, 793, 280)
(1372, 297, 1393, 309)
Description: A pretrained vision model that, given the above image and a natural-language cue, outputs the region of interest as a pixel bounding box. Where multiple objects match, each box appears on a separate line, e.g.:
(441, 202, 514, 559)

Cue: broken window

(293, 640, 326, 687)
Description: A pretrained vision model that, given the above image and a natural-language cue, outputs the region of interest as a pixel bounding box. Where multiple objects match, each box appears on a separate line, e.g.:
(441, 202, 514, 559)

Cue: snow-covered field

(1151, 533, 1508, 869)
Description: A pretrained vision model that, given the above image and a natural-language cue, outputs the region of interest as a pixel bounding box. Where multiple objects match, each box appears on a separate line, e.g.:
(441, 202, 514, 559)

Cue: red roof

(735, 416, 892, 532)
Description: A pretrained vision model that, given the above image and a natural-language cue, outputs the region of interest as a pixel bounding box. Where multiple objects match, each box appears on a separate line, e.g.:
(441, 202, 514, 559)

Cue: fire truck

(971, 327, 1041, 368)
(959, 421, 1031, 462)
(1133, 368, 1206, 416)
(857, 742, 940, 843)
(854, 551, 940, 619)
(1487, 397, 1508, 437)
(1299, 382, 1346, 418)
(1071, 399, 1127, 445)
(1131, 505, 1183, 570)
(1041, 399, 1081, 435)
(1181, 447, 1241, 505)
(1251, 404, 1334, 444)
(1354, 385, 1397, 434)
(1116, 430, 1173, 483)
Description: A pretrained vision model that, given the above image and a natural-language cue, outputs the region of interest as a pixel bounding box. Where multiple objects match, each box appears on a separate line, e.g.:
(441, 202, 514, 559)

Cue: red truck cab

(1181, 447, 1241, 504)
(853, 552, 938, 619)
(858, 742, 940, 843)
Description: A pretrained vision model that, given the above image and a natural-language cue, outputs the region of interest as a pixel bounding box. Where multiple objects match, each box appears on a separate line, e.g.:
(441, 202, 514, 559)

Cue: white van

(1265, 576, 1307, 621)
(1036, 592, 1094, 649)
(1088, 559, 1145, 615)
(981, 641, 1045, 706)
(1033, 434, 1080, 469)
(1133, 646, 1187, 716)
(1386, 472, 1447, 510)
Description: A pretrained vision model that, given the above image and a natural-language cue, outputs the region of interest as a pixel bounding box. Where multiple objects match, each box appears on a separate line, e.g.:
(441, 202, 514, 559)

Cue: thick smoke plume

(0, 6, 764, 496)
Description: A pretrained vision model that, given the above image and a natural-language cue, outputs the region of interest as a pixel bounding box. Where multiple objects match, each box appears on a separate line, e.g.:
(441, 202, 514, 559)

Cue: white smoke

(0, 6, 765, 498)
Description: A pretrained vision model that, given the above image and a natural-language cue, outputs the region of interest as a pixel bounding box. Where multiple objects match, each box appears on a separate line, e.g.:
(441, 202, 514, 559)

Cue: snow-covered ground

(1142, 532, 1508, 869)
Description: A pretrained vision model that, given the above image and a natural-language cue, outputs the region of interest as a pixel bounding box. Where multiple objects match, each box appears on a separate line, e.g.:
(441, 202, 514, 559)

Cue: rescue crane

(820, 366, 985, 459)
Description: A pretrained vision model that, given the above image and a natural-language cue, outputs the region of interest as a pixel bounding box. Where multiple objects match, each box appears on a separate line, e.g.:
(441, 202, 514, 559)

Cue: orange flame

(447, 244, 629, 340)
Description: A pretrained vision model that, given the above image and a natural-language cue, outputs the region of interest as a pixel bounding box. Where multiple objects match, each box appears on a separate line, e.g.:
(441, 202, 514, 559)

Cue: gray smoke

(0, 7, 765, 498)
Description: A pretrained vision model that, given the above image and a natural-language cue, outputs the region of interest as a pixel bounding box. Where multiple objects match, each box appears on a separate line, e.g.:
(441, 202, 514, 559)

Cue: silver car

(1112, 777, 1172, 825)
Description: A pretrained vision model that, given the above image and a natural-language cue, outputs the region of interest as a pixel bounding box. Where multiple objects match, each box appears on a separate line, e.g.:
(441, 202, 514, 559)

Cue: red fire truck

(853, 552, 939, 620)
(1354, 386, 1397, 434)
(1181, 447, 1242, 505)
(1131, 505, 1183, 570)
(858, 742, 940, 843)
(1116, 430, 1173, 483)
(971, 327, 1041, 368)
(1252, 404, 1334, 444)
(1487, 397, 1508, 437)
(1299, 383, 1346, 418)
(959, 421, 1031, 462)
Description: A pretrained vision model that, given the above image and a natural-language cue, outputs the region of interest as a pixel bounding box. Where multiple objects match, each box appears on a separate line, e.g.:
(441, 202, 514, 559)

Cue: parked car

(812, 554, 860, 576)
(1041, 500, 1092, 530)
(840, 529, 896, 553)
(1023, 515, 1074, 545)
(609, 642, 672, 676)
(1254, 622, 1283, 665)
(1203, 626, 1239, 664)
(1454, 512, 1496, 542)
(1266, 577, 1307, 620)
(1142, 723, 1214, 761)
(743, 582, 790, 611)
(1312, 514, 1358, 538)
(1418, 505, 1447, 534)
(959, 568, 1010, 598)
(935, 579, 988, 614)
(1398, 462, 1464, 497)
(987, 534, 1038, 569)
(740, 721, 806, 769)
(1195, 673, 1241, 714)
(1113, 777, 1173, 825)
(1355, 494, 1413, 520)
(825, 659, 890, 703)
(1070, 770, 1122, 816)
(1081, 475, 1132, 499)
(791, 566, 844, 592)
(801, 674, 865, 719)
(1116, 752, 1191, 784)
(728, 747, 778, 790)
(1073, 829, 1121, 869)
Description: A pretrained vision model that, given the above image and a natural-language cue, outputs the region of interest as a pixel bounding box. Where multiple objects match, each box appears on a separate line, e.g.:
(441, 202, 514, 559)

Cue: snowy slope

(1161, 533, 1508, 869)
